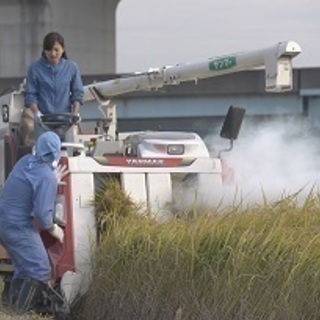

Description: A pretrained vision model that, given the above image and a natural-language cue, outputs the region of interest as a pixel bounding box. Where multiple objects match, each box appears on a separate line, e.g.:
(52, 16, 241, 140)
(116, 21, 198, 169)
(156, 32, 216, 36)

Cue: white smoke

(208, 116, 320, 206)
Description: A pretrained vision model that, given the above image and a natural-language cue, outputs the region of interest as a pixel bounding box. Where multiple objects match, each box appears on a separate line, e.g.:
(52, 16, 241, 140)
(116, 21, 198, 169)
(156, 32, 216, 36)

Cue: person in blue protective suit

(0, 131, 64, 315)
(24, 31, 84, 140)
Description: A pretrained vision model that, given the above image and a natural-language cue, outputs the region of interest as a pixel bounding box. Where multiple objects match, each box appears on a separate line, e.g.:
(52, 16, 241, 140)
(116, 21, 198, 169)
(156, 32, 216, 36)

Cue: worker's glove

(48, 224, 64, 243)
(54, 164, 69, 185)
(35, 110, 43, 122)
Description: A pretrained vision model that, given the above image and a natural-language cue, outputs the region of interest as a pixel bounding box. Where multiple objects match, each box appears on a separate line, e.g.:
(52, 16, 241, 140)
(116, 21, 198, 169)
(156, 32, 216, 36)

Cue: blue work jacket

(25, 56, 84, 114)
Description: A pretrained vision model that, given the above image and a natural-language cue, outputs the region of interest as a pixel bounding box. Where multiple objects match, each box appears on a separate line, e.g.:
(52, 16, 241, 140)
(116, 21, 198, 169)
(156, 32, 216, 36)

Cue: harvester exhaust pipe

(219, 106, 246, 157)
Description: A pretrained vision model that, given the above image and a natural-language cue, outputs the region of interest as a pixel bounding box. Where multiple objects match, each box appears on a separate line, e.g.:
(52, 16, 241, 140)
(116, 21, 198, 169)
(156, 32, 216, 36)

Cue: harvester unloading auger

(0, 40, 301, 318)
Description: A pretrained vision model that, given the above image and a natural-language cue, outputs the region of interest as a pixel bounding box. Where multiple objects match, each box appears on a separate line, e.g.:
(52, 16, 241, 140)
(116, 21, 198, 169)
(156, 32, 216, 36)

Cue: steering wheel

(40, 112, 80, 138)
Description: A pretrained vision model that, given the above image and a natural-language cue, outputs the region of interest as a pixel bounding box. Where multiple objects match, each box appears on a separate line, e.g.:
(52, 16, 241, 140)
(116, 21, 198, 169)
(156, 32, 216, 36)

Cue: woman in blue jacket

(25, 32, 84, 140)
(0, 131, 64, 314)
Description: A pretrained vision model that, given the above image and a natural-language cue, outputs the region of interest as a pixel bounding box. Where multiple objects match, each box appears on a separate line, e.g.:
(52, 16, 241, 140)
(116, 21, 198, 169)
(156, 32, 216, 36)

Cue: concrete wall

(0, 0, 121, 78)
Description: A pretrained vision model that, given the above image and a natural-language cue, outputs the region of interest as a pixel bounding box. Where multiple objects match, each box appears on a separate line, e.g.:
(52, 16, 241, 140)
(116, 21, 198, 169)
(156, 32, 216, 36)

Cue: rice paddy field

(3, 180, 320, 319)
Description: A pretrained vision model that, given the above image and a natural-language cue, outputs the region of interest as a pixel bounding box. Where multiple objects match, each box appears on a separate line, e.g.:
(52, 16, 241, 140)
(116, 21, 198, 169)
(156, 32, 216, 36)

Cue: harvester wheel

(0, 275, 11, 307)
(54, 310, 72, 320)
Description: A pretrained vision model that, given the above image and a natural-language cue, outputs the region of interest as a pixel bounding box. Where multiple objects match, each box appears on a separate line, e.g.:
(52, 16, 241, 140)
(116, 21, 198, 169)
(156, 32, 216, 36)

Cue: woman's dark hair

(42, 32, 68, 59)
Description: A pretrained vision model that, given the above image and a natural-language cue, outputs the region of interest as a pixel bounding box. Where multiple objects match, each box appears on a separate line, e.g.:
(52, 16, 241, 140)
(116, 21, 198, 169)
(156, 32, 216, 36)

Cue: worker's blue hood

(27, 132, 61, 169)
(36, 131, 61, 163)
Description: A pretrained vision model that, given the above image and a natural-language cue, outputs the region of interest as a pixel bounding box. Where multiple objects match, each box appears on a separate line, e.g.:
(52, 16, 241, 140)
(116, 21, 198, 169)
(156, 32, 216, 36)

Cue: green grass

(73, 181, 320, 320)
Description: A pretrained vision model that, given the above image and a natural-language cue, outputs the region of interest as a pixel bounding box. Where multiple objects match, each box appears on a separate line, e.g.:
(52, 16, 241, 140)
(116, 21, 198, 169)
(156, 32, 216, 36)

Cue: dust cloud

(208, 117, 320, 206)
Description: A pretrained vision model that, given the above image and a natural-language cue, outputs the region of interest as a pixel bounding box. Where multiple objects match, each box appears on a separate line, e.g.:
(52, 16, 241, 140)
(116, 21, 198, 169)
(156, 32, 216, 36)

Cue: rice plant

(73, 180, 320, 320)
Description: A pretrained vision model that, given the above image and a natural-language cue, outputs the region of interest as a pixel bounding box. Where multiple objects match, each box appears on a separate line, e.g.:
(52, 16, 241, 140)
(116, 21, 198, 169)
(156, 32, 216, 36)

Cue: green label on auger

(209, 56, 236, 71)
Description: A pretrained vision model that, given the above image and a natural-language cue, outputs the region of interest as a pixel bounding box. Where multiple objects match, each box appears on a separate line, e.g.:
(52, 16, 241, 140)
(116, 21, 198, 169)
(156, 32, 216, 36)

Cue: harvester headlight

(167, 144, 184, 155)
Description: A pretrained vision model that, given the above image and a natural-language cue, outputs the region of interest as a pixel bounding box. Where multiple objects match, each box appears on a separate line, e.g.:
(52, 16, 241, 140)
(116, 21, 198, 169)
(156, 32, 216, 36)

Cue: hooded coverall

(0, 131, 61, 311)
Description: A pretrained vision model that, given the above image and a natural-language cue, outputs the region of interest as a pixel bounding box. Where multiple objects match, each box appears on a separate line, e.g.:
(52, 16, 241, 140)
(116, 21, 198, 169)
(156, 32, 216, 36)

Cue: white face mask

(52, 159, 59, 168)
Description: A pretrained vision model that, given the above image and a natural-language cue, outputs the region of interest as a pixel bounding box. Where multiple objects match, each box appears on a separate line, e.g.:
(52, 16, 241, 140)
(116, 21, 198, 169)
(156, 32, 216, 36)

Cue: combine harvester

(0, 40, 301, 318)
